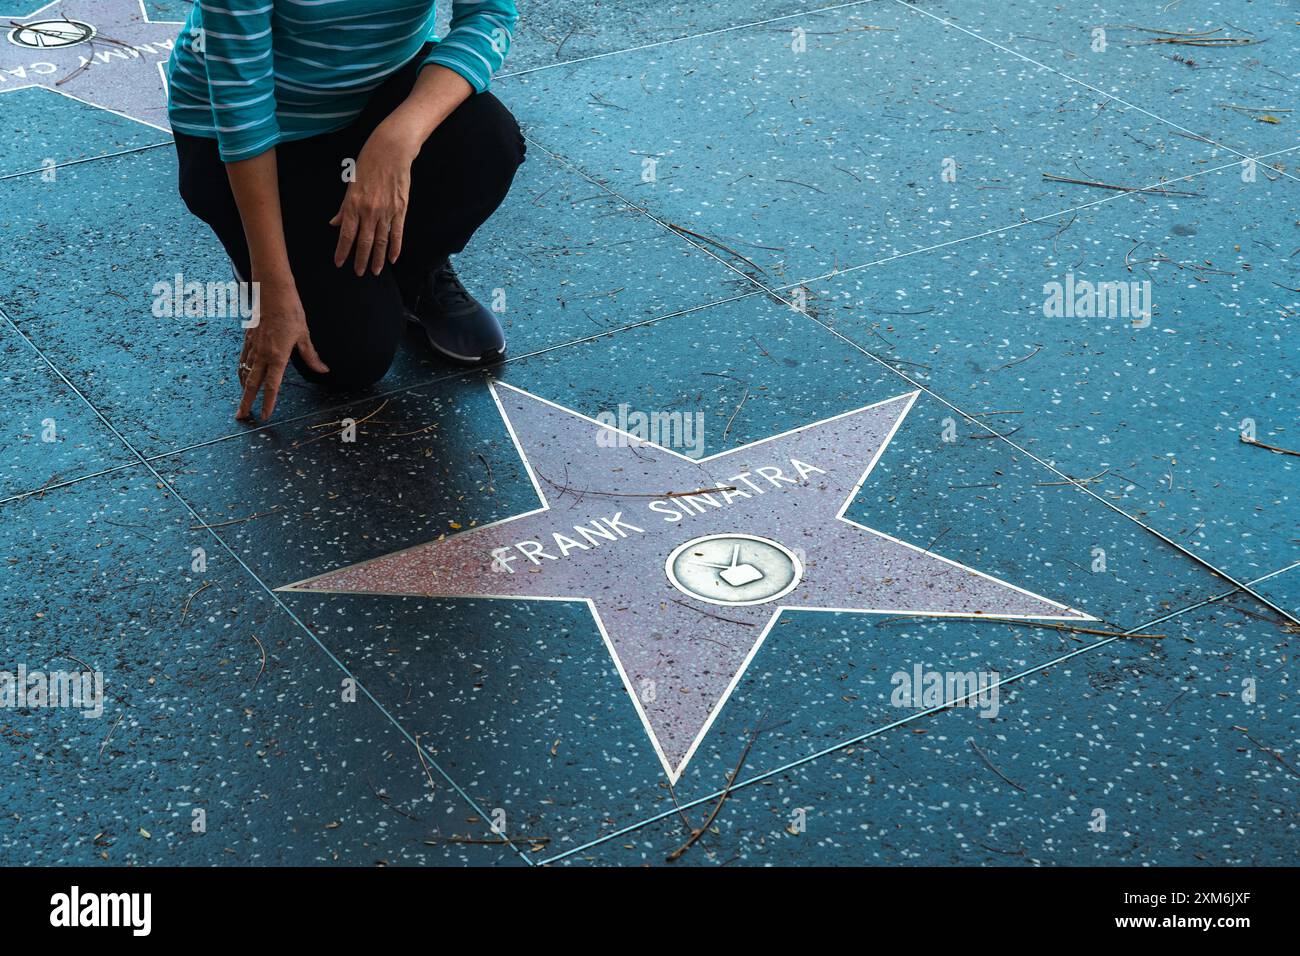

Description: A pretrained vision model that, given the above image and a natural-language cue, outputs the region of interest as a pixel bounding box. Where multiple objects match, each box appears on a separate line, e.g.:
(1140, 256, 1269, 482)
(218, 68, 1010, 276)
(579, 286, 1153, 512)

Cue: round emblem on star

(8, 20, 97, 49)
(665, 533, 803, 607)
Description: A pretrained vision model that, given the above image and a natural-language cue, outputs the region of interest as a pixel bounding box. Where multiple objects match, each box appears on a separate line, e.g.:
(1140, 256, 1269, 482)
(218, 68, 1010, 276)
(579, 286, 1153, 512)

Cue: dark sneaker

(406, 259, 506, 365)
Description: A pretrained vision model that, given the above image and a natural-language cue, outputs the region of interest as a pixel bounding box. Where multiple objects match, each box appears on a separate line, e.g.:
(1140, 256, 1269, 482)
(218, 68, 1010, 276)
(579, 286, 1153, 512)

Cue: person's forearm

(225, 149, 293, 285)
(374, 64, 473, 158)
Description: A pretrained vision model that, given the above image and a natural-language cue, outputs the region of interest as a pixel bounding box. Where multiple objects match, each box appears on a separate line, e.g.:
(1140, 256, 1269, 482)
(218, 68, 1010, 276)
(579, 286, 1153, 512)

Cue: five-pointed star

(1, 0, 181, 131)
(282, 383, 1095, 782)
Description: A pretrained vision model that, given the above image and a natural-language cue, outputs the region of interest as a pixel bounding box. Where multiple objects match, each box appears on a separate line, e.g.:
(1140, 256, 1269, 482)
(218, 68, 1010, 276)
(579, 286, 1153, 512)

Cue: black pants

(174, 53, 525, 389)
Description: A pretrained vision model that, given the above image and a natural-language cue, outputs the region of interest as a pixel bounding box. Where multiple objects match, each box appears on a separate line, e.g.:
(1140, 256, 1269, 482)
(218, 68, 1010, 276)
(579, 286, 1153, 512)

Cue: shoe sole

(407, 312, 506, 367)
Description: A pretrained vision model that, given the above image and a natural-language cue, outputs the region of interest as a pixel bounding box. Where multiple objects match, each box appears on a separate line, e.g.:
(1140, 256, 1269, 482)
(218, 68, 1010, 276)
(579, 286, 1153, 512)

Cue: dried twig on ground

(179, 581, 213, 624)
(669, 598, 754, 630)
(1109, 25, 1262, 47)
(1233, 726, 1300, 778)
(249, 633, 267, 689)
(413, 732, 439, 796)
(535, 468, 736, 501)
(666, 710, 769, 862)
(984, 619, 1165, 641)
(1043, 172, 1202, 198)
(997, 344, 1043, 369)
(1034, 468, 1110, 487)
(663, 222, 767, 275)
(424, 835, 551, 847)
(34, 472, 63, 500)
(1241, 435, 1300, 457)
(294, 400, 390, 447)
(721, 386, 750, 442)
(774, 178, 826, 194)
(1140, 36, 1261, 47)
(968, 738, 1026, 792)
(189, 506, 282, 531)
(1216, 103, 1291, 114)
(368, 780, 421, 822)
(98, 712, 125, 763)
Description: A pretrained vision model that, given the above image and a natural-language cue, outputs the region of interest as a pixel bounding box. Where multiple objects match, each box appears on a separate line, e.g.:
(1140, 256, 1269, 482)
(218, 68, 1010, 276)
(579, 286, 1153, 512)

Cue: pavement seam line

(0, 287, 765, 506)
(891, 0, 1300, 186)
(515, 134, 1300, 627)
(540, 565, 1296, 864)
(497, 0, 883, 81)
(0, 304, 537, 867)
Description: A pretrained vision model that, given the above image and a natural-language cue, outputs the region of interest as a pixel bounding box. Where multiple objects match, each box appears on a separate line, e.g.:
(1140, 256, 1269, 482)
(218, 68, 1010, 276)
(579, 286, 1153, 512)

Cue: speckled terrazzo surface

(1, 0, 1296, 867)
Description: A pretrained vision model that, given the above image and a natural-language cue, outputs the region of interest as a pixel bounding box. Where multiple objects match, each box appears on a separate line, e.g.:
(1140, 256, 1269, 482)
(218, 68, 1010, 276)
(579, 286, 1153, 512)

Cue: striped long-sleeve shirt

(166, 0, 517, 162)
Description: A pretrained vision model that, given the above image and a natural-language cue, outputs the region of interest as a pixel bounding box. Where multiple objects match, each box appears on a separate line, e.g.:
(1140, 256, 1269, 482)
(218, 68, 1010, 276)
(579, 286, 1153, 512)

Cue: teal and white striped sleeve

(423, 0, 518, 93)
(197, 0, 280, 162)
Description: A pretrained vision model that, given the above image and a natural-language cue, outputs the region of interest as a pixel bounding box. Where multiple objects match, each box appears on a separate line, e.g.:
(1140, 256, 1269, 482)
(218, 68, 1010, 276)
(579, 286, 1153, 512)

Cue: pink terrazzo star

(282, 382, 1094, 781)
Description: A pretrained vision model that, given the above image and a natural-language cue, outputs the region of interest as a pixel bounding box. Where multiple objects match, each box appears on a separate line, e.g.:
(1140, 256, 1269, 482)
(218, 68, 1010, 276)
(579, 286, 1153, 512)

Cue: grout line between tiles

(1, 464, 141, 507)
(541, 561, 1300, 864)
(0, 286, 765, 507)
(498, 0, 882, 82)
(0, 304, 537, 867)
(517, 132, 1300, 627)
(773, 145, 1300, 290)
(0, 140, 173, 182)
(891, 0, 1300, 187)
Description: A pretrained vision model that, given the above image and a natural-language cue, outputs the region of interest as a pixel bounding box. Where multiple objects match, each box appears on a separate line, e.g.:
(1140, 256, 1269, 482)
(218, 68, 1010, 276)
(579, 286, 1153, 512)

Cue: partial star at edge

(1, 0, 181, 132)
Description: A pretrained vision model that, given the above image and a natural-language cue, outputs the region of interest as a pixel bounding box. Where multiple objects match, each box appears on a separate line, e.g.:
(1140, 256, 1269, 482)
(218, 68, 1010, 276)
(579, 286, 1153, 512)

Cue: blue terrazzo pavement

(1, 318, 134, 499)
(0, 88, 169, 179)
(558, 590, 1296, 866)
(1, 1, 1295, 866)
(503, 0, 1232, 286)
(0, 467, 524, 864)
(802, 161, 1299, 591)
(148, 297, 1245, 858)
(917, 0, 1299, 166)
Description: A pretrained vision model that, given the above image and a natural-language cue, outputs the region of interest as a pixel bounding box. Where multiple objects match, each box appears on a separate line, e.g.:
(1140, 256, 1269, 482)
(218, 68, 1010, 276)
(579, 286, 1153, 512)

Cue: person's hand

(236, 277, 328, 421)
(329, 121, 417, 276)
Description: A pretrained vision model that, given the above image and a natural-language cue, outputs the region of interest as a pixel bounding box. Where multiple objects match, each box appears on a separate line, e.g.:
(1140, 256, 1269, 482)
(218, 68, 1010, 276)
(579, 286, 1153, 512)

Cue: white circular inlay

(9, 20, 97, 50)
(665, 533, 803, 607)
